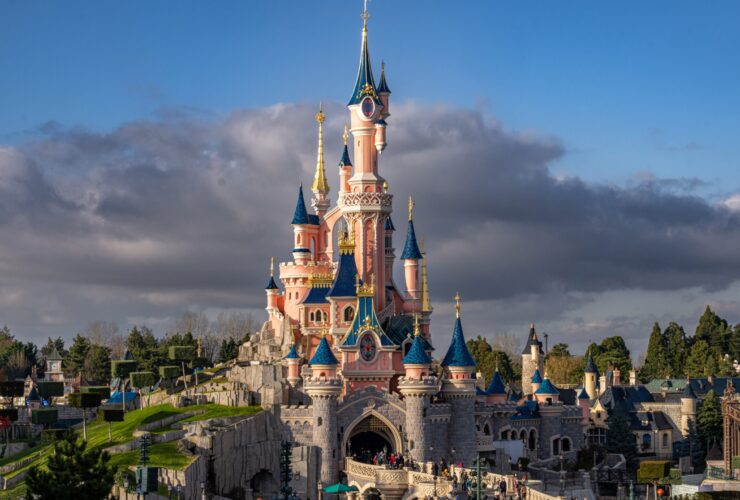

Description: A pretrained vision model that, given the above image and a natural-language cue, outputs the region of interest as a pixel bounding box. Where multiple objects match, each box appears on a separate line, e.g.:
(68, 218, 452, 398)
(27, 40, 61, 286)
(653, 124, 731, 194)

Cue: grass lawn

(108, 441, 194, 470)
(0, 443, 49, 467)
(3, 482, 27, 499)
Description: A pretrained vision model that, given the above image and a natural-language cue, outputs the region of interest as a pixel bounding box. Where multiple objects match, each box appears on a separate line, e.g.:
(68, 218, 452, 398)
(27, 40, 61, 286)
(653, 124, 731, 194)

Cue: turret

(578, 387, 590, 425)
(584, 353, 598, 400)
(680, 379, 697, 437)
(383, 214, 395, 286)
(440, 294, 477, 466)
(531, 369, 543, 394)
(377, 61, 391, 118)
(485, 369, 507, 404)
(311, 104, 330, 214)
(521, 323, 543, 395)
(398, 316, 436, 463)
(285, 344, 301, 387)
(338, 126, 352, 194)
(401, 197, 422, 312)
(534, 373, 559, 405)
(265, 257, 280, 312)
(304, 335, 341, 484)
(291, 185, 316, 264)
(375, 119, 387, 153)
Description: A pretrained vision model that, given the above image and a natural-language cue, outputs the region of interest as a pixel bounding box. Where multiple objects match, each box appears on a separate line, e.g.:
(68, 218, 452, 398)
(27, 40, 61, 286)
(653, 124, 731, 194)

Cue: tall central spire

(311, 103, 329, 195)
(348, 2, 379, 106)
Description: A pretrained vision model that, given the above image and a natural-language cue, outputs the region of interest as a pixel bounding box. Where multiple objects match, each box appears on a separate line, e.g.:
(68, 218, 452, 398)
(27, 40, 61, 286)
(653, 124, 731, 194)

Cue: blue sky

(2, 1, 739, 189)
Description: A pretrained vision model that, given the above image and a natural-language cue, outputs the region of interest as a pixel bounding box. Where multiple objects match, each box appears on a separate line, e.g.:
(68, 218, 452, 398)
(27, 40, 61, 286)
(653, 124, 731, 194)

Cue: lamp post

(176, 485, 182, 499)
(559, 453, 565, 497)
(167, 484, 173, 499)
(475, 453, 487, 500)
(200, 481, 206, 500)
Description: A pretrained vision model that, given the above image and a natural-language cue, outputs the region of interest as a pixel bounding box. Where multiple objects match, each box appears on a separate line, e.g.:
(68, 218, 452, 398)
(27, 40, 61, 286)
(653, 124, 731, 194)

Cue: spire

(584, 352, 598, 374)
(291, 185, 310, 225)
(348, 1, 379, 106)
(401, 197, 422, 260)
(531, 369, 543, 384)
(442, 294, 476, 367)
(486, 369, 507, 395)
(339, 125, 352, 167)
(266, 256, 279, 289)
(420, 239, 432, 312)
(311, 103, 329, 194)
(308, 336, 339, 366)
(377, 61, 392, 94)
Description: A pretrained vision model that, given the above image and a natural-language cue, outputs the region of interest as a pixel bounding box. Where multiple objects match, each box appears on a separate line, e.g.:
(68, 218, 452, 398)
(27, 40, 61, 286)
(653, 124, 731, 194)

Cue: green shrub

(637, 460, 671, 483)
(168, 346, 195, 361)
(189, 356, 211, 370)
(68, 392, 102, 409)
(37, 381, 64, 399)
(732, 456, 740, 469)
(81, 386, 111, 398)
(31, 408, 58, 426)
(129, 372, 156, 389)
(41, 428, 66, 442)
(159, 366, 180, 379)
(102, 408, 125, 422)
(0, 381, 25, 398)
(111, 360, 138, 378)
(0, 408, 19, 421)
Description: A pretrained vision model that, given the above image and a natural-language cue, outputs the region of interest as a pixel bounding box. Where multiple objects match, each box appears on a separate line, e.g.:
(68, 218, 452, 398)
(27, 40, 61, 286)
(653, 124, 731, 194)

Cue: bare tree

(172, 311, 210, 339)
(83, 320, 124, 357)
(214, 311, 259, 341)
(491, 331, 522, 362)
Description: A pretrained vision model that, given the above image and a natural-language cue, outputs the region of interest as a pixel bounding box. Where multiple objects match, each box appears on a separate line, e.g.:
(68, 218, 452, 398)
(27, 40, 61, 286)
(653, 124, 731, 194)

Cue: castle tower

(265, 257, 280, 313)
(338, 126, 352, 194)
(578, 387, 590, 425)
(680, 379, 697, 437)
(485, 369, 507, 404)
(440, 294, 477, 466)
(44, 346, 64, 382)
(398, 316, 436, 463)
(401, 198, 422, 313)
(304, 336, 342, 484)
(311, 104, 330, 216)
(534, 372, 560, 405)
(291, 186, 318, 264)
(285, 344, 302, 387)
(530, 369, 543, 394)
(383, 215, 396, 288)
(520, 323, 543, 395)
(584, 352, 598, 400)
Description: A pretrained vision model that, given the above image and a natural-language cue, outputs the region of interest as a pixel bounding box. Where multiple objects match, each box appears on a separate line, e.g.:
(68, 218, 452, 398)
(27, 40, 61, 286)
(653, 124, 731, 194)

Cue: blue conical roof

(531, 369, 543, 384)
(27, 386, 41, 402)
(265, 276, 278, 290)
(378, 63, 391, 94)
(578, 387, 589, 399)
(291, 185, 310, 225)
(339, 144, 352, 167)
(286, 345, 299, 360)
(403, 335, 432, 365)
(348, 23, 381, 106)
(584, 355, 598, 374)
(308, 337, 339, 366)
(486, 370, 507, 395)
(441, 317, 476, 367)
(327, 251, 360, 298)
(384, 216, 395, 231)
(535, 378, 560, 395)
(400, 219, 422, 260)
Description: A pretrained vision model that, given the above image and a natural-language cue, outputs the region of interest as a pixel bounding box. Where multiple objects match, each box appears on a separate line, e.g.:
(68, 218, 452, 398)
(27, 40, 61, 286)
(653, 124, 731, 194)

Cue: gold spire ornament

(408, 196, 414, 221)
(420, 239, 432, 313)
(454, 292, 462, 318)
(270, 256, 275, 277)
(343, 124, 349, 145)
(413, 313, 421, 337)
(311, 102, 329, 194)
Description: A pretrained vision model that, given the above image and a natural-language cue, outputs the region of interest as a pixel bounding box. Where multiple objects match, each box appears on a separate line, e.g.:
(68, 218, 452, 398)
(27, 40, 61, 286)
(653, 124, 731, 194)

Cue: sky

(1, 0, 740, 360)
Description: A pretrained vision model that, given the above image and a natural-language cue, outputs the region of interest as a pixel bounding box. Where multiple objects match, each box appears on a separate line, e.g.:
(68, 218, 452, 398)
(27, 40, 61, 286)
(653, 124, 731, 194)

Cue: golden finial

(357, 273, 375, 297)
(420, 239, 432, 313)
(383, 180, 389, 192)
(312, 103, 329, 194)
(454, 292, 462, 319)
(362, 0, 370, 30)
(408, 196, 414, 221)
(343, 124, 349, 145)
(413, 313, 421, 337)
(270, 256, 275, 278)
(321, 320, 329, 338)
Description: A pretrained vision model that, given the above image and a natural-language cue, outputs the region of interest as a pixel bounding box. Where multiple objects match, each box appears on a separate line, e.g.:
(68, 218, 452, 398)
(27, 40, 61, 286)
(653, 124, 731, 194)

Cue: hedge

(169, 346, 195, 361)
(0, 381, 25, 398)
(37, 381, 65, 399)
(159, 365, 180, 379)
(732, 456, 740, 469)
(80, 386, 111, 398)
(111, 359, 138, 378)
(0, 408, 19, 421)
(102, 408, 125, 422)
(68, 392, 102, 409)
(637, 460, 671, 483)
(129, 371, 156, 389)
(31, 408, 58, 426)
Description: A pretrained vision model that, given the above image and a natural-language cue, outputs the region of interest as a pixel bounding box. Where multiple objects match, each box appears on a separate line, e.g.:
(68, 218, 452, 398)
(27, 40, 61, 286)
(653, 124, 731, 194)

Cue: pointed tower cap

(308, 336, 339, 366)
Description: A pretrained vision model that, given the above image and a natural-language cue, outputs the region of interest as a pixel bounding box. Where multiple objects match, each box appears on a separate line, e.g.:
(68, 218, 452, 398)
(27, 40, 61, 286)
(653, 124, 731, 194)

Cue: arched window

(520, 430, 527, 440)
(501, 430, 508, 440)
(642, 433, 652, 451)
(323, 311, 328, 323)
(309, 311, 315, 322)
(344, 306, 355, 323)
(483, 424, 491, 436)
(529, 430, 537, 450)
(317, 417, 323, 427)
(552, 438, 560, 456)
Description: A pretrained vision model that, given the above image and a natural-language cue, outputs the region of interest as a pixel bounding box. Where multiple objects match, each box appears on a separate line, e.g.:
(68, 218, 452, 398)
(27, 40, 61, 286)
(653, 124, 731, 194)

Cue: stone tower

(398, 317, 436, 463)
(440, 295, 477, 466)
(304, 336, 342, 484)
(584, 353, 598, 400)
(521, 324, 543, 395)
(680, 380, 697, 437)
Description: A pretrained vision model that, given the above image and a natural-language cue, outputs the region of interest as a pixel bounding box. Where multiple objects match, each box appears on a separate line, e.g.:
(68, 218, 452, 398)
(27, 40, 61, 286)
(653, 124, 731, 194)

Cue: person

(499, 478, 507, 496)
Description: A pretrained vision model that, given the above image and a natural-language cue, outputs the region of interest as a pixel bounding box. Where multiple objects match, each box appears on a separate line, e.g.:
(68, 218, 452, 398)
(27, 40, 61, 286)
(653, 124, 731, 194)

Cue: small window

(322, 311, 328, 323)
(344, 306, 355, 323)
(662, 433, 669, 447)
(310, 312, 315, 322)
(317, 417, 323, 426)
(562, 438, 571, 452)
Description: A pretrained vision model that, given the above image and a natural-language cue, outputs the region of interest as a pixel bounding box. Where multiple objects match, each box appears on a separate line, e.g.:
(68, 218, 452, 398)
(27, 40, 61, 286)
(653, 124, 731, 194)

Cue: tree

(65, 334, 90, 377)
(467, 336, 516, 384)
(695, 305, 730, 355)
(640, 322, 669, 382)
(41, 337, 66, 361)
(697, 390, 723, 451)
(664, 322, 690, 378)
(26, 430, 115, 499)
(545, 355, 585, 385)
(606, 407, 638, 470)
(125, 326, 162, 373)
(546, 343, 571, 359)
(218, 337, 239, 363)
(680, 420, 705, 472)
(598, 336, 633, 374)
(686, 340, 719, 377)
(83, 344, 112, 384)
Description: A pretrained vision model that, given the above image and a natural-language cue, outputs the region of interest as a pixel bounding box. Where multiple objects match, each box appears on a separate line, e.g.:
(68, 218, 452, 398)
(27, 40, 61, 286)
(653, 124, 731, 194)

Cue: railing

(345, 459, 453, 497)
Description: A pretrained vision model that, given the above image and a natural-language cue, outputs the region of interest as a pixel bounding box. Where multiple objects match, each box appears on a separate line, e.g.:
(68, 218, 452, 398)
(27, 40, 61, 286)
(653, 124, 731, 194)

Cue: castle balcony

(345, 458, 453, 500)
(303, 377, 342, 397)
(338, 191, 393, 213)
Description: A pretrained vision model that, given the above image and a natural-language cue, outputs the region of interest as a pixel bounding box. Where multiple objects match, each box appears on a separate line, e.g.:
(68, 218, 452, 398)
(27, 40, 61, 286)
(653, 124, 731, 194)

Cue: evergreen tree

(695, 306, 731, 355)
(64, 334, 90, 377)
(126, 326, 163, 372)
(731, 323, 740, 363)
(41, 337, 66, 361)
(591, 336, 632, 374)
(664, 322, 689, 377)
(680, 420, 705, 472)
(686, 340, 718, 377)
(697, 390, 723, 451)
(26, 430, 115, 499)
(547, 343, 571, 359)
(606, 407, 638, 470)
(640, 322, 669, 382)
(218, 338, 239, 363)
(467, 336, 516, 384)
(83, 344, 112, 384)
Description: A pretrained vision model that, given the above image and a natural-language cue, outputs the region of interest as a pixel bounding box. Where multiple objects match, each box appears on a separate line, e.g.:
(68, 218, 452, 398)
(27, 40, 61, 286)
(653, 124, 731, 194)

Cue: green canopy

(323, 483, 359, 493)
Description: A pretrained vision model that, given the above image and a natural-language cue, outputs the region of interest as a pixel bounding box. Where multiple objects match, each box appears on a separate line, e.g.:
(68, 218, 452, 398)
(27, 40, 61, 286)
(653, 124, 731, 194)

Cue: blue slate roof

(286, 345, 299, 360)
(348, 24, 381, 106)
(535, 378, 560, 395)
(521, 324, 544, 355)
(682, 382, 697, 398)
(476, 386, 487, 396)
(578, 388, 590, 399)
(512, 400, 540, 420)
(383, 315, 433, 350)
(265, 276, 279, 290)
(292, 185, 310, 225)
(400, 219, 422, 260)
(384, 216, 395, 231)
(301, 286, 329, 304)
(308, 337, 339, 366)
(341, 294, 394, 348)
(531, 369, 543, 384)
(403, 335, 432, 365)
(378, 64, 391, 94)
(27, 387, 41, 402)
(339, 144, 352, 167)
(327, 252, 359, 298)
(645, 377, 740, 399)
(441, 317, 476, 367)
(486, 371, 507, 395)
(584, 355, 598, 374)
(598, 386, 655, 414)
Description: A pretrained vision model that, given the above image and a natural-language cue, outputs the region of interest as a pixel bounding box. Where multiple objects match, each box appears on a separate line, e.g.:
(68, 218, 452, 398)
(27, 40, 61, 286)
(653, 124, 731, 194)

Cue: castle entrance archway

(344, 411, 402, 464)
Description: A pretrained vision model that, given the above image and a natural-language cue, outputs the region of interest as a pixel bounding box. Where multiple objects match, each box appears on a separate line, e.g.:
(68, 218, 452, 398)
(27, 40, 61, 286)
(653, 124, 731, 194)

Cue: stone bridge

(345, 458, 453, 500)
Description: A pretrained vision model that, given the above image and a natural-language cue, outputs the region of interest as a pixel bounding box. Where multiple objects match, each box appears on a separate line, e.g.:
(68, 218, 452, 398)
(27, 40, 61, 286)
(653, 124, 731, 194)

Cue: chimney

(629, 369, 637, 386)
(613, 368, 621, 386)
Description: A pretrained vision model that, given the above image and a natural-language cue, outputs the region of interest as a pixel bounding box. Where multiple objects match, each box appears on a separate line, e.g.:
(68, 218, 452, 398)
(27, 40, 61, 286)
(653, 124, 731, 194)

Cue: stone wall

(227, 363, 286, 407)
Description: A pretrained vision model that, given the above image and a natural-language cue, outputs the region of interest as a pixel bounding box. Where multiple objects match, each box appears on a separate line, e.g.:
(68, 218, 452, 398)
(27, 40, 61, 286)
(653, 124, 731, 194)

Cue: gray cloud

(1, 102, 739, 355)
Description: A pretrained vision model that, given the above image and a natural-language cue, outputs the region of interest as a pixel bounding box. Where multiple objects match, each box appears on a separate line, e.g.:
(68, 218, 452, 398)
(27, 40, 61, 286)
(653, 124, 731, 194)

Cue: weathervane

(362, 0, 371, 27)
(343, 124, 349, 145)
(454, 292, 462, 318)
(408, 196, 414, 221)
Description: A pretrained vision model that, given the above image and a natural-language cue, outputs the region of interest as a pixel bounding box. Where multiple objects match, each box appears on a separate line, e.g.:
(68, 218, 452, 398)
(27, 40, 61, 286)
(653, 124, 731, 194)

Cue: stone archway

(343, 411, 403, 463)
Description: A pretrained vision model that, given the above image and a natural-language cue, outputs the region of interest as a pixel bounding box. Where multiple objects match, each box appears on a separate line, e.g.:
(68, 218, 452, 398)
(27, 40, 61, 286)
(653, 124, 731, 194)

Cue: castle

(234, 7, 588, 498)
